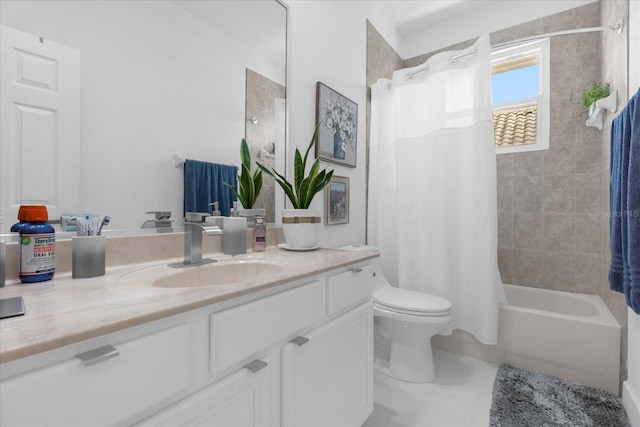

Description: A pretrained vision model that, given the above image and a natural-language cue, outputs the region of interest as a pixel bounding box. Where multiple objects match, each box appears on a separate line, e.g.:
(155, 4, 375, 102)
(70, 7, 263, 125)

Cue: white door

(0, 25, 80, 232)
(282, 303, 374, 427)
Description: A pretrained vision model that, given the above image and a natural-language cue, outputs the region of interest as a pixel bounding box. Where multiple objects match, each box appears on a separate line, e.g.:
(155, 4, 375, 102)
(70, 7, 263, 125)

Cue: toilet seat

(374, 285, 452, 317)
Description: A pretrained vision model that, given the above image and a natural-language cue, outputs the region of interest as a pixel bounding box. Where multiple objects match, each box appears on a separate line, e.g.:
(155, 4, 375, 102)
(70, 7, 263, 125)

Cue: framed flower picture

(325, 176, 349, 225)
(316, 82, 358, 167)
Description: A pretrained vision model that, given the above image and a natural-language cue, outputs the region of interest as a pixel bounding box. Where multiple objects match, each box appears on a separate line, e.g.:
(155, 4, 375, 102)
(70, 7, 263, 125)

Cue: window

(491, 39, 549, 154)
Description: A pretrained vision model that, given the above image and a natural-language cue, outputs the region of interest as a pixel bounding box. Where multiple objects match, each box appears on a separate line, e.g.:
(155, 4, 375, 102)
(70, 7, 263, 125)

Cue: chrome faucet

(141, 211, 173, 228)
(169, 222, 222, 268)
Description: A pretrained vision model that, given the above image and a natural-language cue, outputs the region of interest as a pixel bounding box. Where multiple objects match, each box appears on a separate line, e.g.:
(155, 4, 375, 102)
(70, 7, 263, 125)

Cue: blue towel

(183, 159, 237, 217)
(609, 87, 640, 314)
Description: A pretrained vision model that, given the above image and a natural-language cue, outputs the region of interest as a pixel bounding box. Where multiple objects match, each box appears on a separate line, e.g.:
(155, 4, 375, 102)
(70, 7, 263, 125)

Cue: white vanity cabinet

(209, 279, 325, 375)
(0, 323, 192, 427)
(0, 260, 375, 427)
(282, 302, 373, 427)
(139, 356, 274, 427)
(280, 266, 375, 427)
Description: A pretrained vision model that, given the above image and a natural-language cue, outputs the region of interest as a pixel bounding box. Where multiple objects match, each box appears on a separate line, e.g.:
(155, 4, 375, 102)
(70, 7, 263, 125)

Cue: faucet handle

(185, 212, 210, 223)
(146, 211, 172, 220)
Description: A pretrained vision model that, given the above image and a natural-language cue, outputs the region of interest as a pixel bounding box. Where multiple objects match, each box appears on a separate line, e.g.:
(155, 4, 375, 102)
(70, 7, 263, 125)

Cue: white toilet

(341, 245, 453, 383)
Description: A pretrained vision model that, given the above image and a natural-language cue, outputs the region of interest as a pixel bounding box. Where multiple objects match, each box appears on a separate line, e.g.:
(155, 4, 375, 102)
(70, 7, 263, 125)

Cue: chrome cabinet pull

(76, 345, 119, 367)
(243, 359, 268, 374)
(349, 267, 363, 273)
(289, 336, 310, 347)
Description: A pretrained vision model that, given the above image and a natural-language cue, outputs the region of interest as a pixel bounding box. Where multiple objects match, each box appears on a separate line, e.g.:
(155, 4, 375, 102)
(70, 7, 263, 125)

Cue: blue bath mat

(490, 364, 631, 427)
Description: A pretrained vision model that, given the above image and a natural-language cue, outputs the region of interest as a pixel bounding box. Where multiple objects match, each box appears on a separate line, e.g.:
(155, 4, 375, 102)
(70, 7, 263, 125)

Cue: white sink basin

(118, 254, 297, 289)
(153, 259, 287, 288)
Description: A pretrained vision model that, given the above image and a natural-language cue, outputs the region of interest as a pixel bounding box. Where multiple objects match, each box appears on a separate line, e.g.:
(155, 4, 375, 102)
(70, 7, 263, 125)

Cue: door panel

(1, 25, 80, 231)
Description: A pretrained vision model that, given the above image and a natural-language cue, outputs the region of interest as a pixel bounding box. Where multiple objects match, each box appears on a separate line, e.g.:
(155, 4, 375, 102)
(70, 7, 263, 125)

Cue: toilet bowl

(374, 285, 452, 382)
(340, 245, 453, 383)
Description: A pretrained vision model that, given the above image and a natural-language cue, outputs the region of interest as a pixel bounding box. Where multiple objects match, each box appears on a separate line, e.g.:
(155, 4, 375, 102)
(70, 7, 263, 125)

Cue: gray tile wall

(365, 21, 404, 235)
(245, 68, 285, 223)
(366, 20, 403, 156)
(493, 4, 604, 294)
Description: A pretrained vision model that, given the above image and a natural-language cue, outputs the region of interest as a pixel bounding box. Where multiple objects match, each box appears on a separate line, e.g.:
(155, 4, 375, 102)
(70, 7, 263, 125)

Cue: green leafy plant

(223, 138, 263, 209)
(579, 83, 611, 110)
(256, 124, 333, 209)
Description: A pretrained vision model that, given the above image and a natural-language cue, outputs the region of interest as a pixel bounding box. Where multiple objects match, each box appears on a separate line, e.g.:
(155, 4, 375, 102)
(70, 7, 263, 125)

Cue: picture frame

(315, 82, 358, 167)
(325, 176, 349, 225)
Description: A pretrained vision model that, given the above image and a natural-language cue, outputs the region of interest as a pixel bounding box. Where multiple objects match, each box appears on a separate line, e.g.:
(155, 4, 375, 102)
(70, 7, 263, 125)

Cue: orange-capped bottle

(11, 205, 33, 233)
(18, 205, 55, 283)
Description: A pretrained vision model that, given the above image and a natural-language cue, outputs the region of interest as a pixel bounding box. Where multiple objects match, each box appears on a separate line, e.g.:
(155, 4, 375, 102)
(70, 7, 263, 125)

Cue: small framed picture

(316, 82, 358, 168)
(325, 176, 349, 225)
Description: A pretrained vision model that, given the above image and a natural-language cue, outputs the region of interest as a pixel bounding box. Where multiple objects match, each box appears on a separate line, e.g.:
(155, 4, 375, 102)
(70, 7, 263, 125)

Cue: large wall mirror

(0, 0, 287, 233)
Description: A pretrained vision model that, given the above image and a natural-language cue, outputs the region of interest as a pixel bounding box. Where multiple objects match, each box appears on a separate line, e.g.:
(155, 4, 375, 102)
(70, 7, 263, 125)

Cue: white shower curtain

(369, 35, 505, 345)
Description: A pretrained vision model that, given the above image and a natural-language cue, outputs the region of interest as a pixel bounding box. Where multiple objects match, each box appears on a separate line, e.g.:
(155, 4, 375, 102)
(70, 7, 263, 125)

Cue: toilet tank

(339, 245, 389, 292)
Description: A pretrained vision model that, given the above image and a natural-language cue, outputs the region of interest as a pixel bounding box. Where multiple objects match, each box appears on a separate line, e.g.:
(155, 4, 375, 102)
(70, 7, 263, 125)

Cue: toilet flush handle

(349, 267, 363, 273)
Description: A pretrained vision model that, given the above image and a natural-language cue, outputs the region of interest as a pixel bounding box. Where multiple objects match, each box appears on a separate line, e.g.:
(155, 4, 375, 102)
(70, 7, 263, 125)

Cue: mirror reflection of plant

(223, 138, 263, 209)
(256, 124, 333, 209)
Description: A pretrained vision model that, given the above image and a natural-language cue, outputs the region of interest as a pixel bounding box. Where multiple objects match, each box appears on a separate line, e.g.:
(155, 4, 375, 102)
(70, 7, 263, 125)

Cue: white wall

(0, 1, 279, 230)
(395, 0, 597, 58)
(624, 2, 640, 424)
(285, 0, 600, 249)
(287, 1, 373, 247)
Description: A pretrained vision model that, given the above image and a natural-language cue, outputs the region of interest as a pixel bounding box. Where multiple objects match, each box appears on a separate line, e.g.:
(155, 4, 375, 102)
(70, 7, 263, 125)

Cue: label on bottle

(19, 233, 56, 275)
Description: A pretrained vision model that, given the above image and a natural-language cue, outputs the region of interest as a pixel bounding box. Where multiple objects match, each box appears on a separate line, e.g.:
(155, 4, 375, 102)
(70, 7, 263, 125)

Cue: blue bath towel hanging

(183, 159, 237, 217)
(609, 87, 640, 314)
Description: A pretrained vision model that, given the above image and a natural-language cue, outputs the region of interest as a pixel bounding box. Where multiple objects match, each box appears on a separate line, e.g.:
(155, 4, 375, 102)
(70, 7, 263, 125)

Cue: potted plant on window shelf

(578, 83, 611, 115)
(257, 124, 333, 249)
(223, 138, 264, 226)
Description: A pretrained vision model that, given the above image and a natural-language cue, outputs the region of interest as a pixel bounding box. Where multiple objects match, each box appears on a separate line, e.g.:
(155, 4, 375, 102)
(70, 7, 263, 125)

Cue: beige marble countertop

(0, 247, 378, 364)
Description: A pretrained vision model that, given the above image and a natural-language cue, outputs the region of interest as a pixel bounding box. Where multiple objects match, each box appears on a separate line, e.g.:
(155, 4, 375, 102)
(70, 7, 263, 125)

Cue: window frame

(491, 38, 550, 154)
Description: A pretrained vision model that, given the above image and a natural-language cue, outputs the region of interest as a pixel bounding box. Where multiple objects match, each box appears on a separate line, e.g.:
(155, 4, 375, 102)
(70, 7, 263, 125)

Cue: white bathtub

(432, 284, 622, 394)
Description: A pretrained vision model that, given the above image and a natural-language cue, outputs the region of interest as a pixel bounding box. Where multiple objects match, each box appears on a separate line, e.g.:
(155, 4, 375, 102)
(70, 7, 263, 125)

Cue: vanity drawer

(210, 280, 325, 374)
(326, 265, 374, 316)
(0, 323, 191, 427)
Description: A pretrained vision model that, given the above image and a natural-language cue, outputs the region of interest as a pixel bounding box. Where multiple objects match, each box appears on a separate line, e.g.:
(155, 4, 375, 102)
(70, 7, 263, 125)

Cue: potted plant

(224, 138, 264, 225)
(579, 83, 611, 115)
(257, 125, 333, 248)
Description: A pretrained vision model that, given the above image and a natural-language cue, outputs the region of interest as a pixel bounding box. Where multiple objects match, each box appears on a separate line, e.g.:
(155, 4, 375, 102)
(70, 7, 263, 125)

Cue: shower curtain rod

(405, 18, 625, 80)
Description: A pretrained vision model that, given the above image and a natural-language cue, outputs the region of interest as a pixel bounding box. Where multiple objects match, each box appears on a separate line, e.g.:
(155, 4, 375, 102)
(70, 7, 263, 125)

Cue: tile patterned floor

(363, 349, 498, 427)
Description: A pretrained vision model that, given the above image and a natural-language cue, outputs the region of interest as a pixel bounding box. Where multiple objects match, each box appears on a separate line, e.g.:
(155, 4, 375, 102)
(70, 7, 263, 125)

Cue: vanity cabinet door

(137, 357, 272, 427)
(282, 302, 373, 427)
(0, 324, 191, 427)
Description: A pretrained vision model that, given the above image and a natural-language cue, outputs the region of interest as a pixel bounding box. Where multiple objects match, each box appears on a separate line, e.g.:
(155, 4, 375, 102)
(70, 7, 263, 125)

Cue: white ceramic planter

(281, 209, 321, 248)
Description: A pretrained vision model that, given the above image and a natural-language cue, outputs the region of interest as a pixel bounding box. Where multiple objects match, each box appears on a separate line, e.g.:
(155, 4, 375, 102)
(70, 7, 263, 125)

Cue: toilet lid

(374, 285, 452, 315)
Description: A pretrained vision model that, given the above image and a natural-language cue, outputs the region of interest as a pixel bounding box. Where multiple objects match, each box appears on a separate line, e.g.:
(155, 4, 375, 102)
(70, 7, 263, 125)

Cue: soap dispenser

(205, 201, 224, 228)
(230, 201, 239, 217)
(209, 201, 221, 216)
